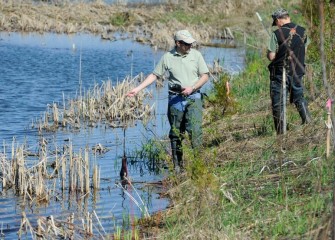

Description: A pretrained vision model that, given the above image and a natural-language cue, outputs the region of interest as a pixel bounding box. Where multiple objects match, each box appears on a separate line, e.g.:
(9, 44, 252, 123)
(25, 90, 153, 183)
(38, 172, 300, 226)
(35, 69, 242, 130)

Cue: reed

(35, 76, 154, 133)
(78, 149, 84, 193)
(0, 136, 103, 207)
(92, 165, 100, 190)
(52, 103, 59, 125)
(85, 148, 90, 193)
(116, 181, 150, 218)
(68, 142, 74, 192)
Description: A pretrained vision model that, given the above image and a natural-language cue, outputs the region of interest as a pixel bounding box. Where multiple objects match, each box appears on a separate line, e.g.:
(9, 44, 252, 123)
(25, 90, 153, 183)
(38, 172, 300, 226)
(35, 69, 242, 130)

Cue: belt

(169, 90, 200, 95)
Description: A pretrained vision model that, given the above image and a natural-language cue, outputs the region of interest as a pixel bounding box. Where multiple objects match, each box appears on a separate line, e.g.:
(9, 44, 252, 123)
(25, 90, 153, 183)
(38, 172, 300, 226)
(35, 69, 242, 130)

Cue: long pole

(256, 12, 270, 36)
(282, 67, 287, 134)
(326, 99, 331, 159)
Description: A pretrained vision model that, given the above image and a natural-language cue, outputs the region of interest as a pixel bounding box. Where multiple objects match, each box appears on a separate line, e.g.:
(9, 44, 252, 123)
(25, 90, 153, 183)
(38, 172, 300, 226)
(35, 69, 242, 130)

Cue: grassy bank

(142, 1, 335, 239)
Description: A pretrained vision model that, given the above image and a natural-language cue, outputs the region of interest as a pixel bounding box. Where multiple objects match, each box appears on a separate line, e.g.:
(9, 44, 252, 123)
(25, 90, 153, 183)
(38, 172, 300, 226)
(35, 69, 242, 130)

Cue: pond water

(0, 32, 245, 239)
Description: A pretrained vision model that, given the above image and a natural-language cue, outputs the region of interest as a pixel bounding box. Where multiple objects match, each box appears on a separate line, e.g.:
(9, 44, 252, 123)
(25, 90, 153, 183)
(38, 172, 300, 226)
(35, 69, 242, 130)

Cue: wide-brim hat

(174, 30, 196, 44)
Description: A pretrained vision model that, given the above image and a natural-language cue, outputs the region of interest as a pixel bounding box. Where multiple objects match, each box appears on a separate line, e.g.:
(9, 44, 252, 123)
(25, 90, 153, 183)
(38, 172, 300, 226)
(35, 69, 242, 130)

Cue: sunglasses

(179, 41, 192, 47)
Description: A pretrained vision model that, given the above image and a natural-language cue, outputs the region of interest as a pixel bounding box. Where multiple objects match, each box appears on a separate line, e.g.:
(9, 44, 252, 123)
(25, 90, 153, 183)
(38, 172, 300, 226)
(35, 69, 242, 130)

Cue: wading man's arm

(127, 73, 158, 96)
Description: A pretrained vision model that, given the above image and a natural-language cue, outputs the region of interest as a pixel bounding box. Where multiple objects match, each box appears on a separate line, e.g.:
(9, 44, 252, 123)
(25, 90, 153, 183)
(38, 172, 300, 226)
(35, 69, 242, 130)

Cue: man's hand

(267, 50, 276, 61)
(126, 73, 158, 97)
(181, 86, 193, 96)
(126, 87, 140, 97)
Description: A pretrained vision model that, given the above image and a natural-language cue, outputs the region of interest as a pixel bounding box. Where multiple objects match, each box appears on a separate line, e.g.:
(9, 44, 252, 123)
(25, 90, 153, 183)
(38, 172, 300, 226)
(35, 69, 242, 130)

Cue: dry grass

(35, 75, 154, 132)
(0, 138, 102, 202)
(0, 0, 273, 50)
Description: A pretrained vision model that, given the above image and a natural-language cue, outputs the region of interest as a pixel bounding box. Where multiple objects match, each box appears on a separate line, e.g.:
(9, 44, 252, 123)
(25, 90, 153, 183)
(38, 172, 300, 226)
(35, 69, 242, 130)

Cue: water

(0, 32, 244, 238)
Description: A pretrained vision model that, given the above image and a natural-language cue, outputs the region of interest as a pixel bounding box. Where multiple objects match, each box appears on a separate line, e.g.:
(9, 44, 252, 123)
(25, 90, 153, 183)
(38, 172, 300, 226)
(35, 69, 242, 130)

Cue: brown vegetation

(0, 0, 270, 49)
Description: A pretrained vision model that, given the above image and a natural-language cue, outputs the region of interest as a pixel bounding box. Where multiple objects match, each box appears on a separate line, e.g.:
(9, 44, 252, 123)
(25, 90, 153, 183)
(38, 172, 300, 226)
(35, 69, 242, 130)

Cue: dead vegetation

(0, 0, 271, 49)
(34, 75, 154, 132)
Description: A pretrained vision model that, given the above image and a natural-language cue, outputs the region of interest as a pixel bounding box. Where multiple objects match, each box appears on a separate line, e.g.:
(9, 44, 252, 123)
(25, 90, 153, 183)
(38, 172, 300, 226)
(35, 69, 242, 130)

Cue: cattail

(61, 155, 66, 191)
(92, 165, 98, 190)
(84, 148, 90, 193)
(68, 142, 74, 192)
(52, 103, 59, 125)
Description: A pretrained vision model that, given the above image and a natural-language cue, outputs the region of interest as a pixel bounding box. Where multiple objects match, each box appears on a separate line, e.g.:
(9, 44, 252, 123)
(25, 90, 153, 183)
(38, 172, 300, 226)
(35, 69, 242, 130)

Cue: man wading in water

(127, 30, 209, 173)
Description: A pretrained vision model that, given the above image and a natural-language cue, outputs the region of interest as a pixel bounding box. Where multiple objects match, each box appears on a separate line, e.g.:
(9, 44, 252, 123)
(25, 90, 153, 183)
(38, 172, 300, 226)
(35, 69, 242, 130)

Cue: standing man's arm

(182, 73, 209, 96)
(267, 32, 278, 61)
(193, 73, 209, 91)
(182, 51, 209, 96)
(127, 73, 158, 96)
(267, 51, 276, 61)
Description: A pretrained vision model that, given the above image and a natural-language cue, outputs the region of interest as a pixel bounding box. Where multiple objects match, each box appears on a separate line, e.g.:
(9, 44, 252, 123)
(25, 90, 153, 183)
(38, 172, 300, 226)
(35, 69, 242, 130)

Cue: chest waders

(168, 92, 203, 172)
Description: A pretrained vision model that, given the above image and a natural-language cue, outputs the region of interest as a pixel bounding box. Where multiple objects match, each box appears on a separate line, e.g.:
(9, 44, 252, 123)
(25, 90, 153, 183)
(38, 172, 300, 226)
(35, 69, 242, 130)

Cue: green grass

(109, 12, 132, 27)
(156, 25, 333, 240)
(135, 1, 335, 239)
(159, 7, 221, 26)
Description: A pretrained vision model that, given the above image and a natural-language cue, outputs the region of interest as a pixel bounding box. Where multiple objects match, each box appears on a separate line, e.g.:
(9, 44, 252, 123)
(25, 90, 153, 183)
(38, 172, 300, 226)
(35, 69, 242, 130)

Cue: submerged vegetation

(0, 0, 334, 239)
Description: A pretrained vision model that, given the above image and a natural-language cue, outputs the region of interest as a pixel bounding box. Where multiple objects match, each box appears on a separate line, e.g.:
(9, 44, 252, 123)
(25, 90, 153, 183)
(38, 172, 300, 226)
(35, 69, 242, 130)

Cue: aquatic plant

(36, 75, 154, 133)
(0, 138, 101, 200)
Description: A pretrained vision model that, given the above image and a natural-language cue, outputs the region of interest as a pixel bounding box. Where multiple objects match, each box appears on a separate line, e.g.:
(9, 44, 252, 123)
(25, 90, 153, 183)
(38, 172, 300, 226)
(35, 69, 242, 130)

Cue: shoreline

(0, 0, 264, 50)
(0, 2, 286, 236)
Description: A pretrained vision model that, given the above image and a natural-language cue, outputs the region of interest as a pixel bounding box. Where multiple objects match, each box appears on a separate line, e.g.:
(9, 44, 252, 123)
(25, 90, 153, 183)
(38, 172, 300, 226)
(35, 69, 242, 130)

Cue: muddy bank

(0, 0, 268, 49)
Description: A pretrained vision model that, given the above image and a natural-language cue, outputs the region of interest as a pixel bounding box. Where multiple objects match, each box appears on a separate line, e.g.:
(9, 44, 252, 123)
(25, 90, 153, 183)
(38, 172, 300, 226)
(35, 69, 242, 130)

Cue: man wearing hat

(267, 8, 311, 134)
(127, 30, 209, 172)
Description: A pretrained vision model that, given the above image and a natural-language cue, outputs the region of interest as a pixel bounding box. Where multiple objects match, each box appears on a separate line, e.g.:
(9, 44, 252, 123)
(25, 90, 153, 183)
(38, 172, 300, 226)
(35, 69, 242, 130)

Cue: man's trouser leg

(185, 97, 203, 150)
(170, 140, 183, 170)
(270, 79, 285, 135)
(296, 100, 312, 124)
(290, 75, 312, 124)
(168, 100, 185, 170)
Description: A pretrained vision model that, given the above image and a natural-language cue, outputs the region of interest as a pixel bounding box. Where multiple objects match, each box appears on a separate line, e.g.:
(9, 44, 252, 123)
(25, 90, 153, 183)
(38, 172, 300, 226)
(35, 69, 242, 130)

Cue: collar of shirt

(172, 47, 191, 57)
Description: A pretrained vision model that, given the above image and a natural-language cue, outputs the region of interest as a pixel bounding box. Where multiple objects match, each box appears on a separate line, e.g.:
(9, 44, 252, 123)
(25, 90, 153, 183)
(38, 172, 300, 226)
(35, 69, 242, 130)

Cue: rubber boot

(171, 140, 183, 173)
(297, 101, 312, 124)
(273, 110, 284, 135)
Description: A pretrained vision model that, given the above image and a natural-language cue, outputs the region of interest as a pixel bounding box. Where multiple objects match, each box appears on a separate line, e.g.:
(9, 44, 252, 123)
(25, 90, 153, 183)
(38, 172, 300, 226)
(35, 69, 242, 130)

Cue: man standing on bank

(267, 8, 311, 134)
(127, 30, 209, 172)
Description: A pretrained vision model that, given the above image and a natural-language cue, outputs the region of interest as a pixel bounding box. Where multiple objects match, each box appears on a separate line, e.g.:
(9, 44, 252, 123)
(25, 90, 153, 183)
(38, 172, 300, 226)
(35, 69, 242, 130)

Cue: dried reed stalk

(78, 149, 84, 193)
(52, 103, 59, 125)
(85, 148, 90, 193)
(92, 165, 99, 190)
(69, 142, 74, 192)
(36, 76, 154, 132)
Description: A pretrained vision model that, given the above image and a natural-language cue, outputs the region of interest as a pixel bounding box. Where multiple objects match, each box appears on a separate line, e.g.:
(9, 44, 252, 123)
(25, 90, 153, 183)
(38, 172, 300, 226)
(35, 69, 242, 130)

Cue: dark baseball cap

(271, 8, 289, 26)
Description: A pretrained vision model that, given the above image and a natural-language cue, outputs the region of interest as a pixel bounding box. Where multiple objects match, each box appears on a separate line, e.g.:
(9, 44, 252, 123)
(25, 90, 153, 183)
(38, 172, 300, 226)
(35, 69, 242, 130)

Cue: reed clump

(19, 210, 107, 239)
(0, 138, 101, 203)
(37, 75, 154, 132)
